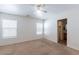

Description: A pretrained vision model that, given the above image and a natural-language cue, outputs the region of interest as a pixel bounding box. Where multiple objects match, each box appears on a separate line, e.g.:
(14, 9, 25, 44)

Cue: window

(44, 21, 49, 34)
(2, 19, 17, 38)
(36, 23, 43, 35)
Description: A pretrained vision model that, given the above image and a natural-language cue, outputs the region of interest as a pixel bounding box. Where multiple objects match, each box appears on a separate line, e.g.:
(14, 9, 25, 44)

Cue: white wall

(44, 14, 58, 42)
(0, 13, 42, 46)
(56, 9, 79, 50)
(44, 8, 79, 50)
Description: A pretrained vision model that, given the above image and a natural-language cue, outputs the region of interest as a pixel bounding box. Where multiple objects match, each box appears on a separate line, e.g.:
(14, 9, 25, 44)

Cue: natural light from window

(36, 23, 43, 35)
(2, 19, 17, 38)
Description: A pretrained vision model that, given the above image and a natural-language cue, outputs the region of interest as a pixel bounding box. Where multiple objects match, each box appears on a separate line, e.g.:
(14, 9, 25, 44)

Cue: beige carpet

(0, 39, 79, 55)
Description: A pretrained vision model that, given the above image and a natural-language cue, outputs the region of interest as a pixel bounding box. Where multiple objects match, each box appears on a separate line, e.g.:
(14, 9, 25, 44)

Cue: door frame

(57, 18, 67, 45)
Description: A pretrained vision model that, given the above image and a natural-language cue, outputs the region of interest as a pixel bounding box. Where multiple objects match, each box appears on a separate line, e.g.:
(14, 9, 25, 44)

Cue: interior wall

(44, 8, 79, 50)
(0, 13, 42, 46)
(56, 9, 79, 50)
(44, 14, 58, 42)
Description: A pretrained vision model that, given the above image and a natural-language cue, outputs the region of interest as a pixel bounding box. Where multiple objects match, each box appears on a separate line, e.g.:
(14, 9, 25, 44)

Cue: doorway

(57, 18, 67, 45)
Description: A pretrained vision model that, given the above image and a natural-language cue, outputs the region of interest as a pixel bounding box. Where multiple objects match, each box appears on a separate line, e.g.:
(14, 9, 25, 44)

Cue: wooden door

(57, 18, 67, 45)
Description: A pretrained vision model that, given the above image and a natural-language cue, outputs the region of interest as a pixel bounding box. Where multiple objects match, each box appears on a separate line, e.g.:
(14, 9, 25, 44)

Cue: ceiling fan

(35, 4, 47, 13)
